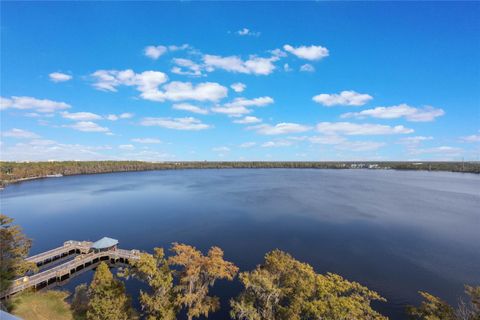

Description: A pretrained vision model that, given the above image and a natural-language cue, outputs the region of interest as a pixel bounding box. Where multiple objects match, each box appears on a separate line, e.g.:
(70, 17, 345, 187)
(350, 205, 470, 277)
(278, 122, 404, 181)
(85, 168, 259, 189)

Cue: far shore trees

(122, 248, 177, 320)
(87, 262, 135, 320)
(1, 160, 479, 188)
(168, 243, 239, 320)
(230, 249, 387, 320)
(0, 214, 37, 311)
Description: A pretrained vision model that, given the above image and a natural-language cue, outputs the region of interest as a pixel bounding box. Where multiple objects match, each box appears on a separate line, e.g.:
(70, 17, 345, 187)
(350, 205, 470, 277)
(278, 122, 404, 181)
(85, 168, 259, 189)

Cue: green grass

(12, 290, 74, 320)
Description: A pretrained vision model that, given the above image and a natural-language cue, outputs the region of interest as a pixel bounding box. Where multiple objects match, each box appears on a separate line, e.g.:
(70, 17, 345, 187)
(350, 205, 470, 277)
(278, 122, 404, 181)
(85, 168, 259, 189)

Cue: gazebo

(91, 237, 118, 252)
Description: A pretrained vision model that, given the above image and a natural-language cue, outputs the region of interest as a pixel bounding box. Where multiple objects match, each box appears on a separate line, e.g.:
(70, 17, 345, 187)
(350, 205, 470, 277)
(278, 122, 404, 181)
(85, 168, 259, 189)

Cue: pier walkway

(1, 238, 140, 299)
(26, 240, 93, 268)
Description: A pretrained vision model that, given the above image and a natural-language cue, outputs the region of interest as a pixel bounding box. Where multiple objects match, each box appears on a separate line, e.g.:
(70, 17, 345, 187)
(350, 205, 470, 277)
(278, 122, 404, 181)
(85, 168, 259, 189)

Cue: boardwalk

(1, 239, 140, 299)
(26, 240, 92, 267)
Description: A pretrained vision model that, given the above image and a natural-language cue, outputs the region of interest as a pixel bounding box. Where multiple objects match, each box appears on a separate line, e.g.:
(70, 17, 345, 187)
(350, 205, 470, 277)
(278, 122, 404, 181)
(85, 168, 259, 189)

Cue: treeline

(70, 247, 480, 320)
(68, 246, 388, 320)
(1, 160, 479, 187)
(2, 214, 479, 320)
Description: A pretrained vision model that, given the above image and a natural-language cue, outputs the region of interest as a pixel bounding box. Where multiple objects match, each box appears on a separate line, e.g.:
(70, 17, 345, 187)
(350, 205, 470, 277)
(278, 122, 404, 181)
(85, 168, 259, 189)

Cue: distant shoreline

(1, 160, 479, 189)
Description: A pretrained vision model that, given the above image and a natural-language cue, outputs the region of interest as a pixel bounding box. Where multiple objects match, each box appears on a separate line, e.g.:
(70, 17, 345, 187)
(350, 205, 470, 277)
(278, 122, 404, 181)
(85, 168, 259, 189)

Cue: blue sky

(1, 2, 479, 161)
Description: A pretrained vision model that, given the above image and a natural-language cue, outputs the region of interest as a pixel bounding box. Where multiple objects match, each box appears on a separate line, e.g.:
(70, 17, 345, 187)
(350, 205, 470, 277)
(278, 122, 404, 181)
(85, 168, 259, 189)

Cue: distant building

(91, 237, 118, 252)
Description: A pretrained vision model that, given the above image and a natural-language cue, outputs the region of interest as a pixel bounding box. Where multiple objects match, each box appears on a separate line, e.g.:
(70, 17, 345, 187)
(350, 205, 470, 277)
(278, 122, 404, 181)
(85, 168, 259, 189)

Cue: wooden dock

(1, 240, 140, 299)
(27, 240, 92, 268)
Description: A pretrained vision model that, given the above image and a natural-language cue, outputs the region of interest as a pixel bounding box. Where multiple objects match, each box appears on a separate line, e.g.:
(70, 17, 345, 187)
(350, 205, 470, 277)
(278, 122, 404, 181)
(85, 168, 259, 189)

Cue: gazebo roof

(91, 237, 118, 250)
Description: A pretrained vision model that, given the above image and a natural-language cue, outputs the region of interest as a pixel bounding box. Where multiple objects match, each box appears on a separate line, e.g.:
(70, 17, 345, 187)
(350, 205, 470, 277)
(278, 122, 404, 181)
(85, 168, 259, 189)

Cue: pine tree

(87, 262, 135, 320)
(0, 214, 36, 311)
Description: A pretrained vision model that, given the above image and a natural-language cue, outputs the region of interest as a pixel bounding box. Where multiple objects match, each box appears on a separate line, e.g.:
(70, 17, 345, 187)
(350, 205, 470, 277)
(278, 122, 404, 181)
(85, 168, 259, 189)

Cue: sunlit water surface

(2, 169, 479, 319)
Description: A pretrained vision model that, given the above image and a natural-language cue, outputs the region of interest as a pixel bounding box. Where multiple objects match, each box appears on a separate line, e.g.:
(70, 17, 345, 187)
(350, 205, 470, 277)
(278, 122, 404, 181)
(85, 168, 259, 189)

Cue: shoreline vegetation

(1, 160, 479, 188)
(1, 214, 479, 320)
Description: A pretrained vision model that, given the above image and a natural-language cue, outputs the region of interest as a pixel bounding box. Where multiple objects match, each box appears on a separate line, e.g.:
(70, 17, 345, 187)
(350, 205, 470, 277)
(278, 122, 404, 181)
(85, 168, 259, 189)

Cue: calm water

(2, 169, 479, 319)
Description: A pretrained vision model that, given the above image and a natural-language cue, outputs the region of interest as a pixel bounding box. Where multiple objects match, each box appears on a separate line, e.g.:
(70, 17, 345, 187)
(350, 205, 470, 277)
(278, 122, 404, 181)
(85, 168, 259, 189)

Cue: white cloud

(0, 97, 11, 110)
(313, 91, 373, 107)
(171, 58, 203, 77)
(28, 139, 57, 146)
(61, 111, 132, 121)
(236, 28, 260, 37)
(230, 82, 246, 93)
(49, 72, 72, 83)
(211, 105, 250, 117)
(341, 104, 445, 122)
(225, 96, 274, 108)
(2, 128, 40, 139)
(92, 70, 227, 103)
(172, 103, 209, 115)
(409, 146, 463, 156)
(140, 117, 211, 130)
(399, 136, 433, 145)
(283, 63, 293, 72)
(66, 121, 110, 133)
(119, 144, 135, 150)
(62, 111, 102, 121)
(131, 138, 162, 144)
(233, 116, 262, 124)
(105, 113, 134, 121)
(300, 64, 315, 72)
(212, 96, 274, 117)
(203, 54, 278, 75)
(1, 139, 175, 161)
(262, 140, 293, 147)
(143, 81, 228, 102)
(120, 113, 134, 119)
(308, 135, 346, 145)
(335, 141, 386, 152)
(0, 140, 111, 161)
(144, 45, 168, 59)
(168, 44, 190, 51)
(24, 112, 52, 118)
(461, 134, 480, 143)
(1, 96, 71, 113)
(289, 134, 384, 151)
(117, 149, 175, 162)
(212, 146, 230, 152)
(248, 123, 311, 135)
(283, 44, 329, 60)
(237, 28, 248, 35)
(316, 122, 414, 135)
(270, 48, 287, 58)
(91, 69, 168, 92)
(239, 142, 256, 148)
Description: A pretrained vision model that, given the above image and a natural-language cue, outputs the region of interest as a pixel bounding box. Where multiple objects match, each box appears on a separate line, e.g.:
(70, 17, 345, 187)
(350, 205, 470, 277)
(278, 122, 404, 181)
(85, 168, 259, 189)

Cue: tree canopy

(168, 243, 239, 320)
(0, 214, 36, 311)
(122, 247, 177, 320)
(87, 262, 135, 320)
(407, 285, 480, 320)
(230, 249, 387, 320)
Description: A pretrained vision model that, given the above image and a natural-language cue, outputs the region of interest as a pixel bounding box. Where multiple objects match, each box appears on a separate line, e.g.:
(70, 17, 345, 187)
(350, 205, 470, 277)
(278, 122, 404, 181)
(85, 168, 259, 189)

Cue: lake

(2, 169, 479, 319)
